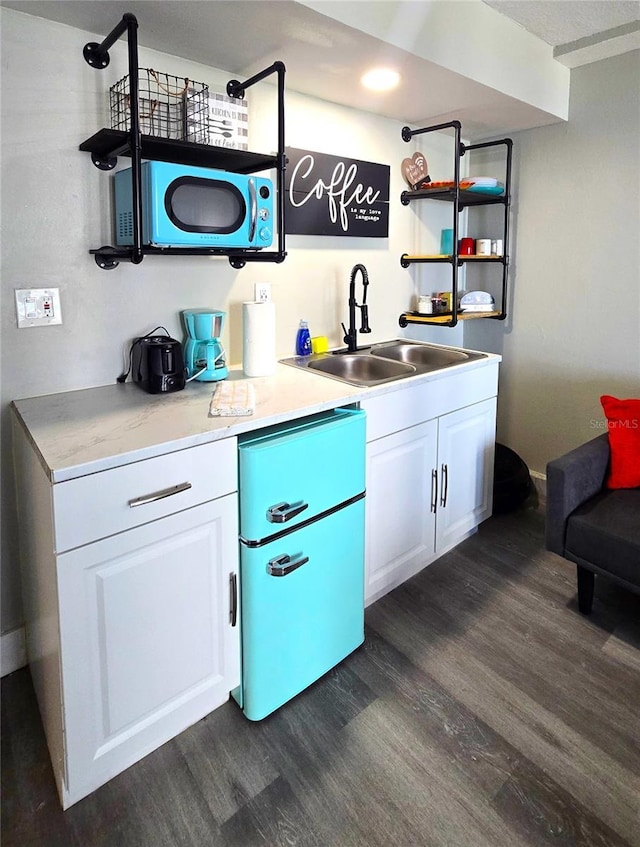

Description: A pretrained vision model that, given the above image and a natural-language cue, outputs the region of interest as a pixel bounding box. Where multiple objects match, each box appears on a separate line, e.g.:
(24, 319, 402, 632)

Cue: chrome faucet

(341, 264, 371, 353)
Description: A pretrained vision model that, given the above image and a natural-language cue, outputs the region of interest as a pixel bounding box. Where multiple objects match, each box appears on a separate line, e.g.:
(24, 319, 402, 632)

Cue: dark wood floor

(3, 501, 639, 847)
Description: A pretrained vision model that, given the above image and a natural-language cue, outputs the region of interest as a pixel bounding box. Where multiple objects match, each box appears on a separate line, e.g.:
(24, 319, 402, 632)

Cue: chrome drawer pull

(128, 481, 192, 508)
(266, 500, 309, 523)
(267, 553, 310, 577)
(431, 468, 438, 514)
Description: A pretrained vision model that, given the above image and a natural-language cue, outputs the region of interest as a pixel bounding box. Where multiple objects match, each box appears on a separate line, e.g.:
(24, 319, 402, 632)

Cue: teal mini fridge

(234, 408, 366, 721)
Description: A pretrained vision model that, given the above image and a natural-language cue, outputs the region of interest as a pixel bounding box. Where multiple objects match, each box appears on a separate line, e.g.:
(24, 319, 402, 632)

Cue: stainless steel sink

(307, 354, 416, 386)
(279, 340, 486, 387)
(371, 342, 471, 368)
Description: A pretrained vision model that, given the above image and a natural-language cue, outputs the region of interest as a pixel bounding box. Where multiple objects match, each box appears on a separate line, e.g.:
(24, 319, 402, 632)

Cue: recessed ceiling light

(361, 68, 401, 92)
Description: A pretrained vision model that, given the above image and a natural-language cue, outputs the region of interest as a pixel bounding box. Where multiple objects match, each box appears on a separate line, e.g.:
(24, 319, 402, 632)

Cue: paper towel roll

(243, 301, 276, 377)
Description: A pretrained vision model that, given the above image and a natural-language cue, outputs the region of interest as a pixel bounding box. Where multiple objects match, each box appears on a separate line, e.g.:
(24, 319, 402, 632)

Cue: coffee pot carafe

(182, 309, 229, 382)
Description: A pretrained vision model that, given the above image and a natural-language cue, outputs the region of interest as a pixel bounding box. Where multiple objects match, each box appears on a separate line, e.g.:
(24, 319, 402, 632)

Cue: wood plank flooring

(2, 502, 639, 847)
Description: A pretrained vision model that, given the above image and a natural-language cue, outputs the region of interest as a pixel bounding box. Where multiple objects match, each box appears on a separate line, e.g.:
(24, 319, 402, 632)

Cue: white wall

(465, 50, 640, 475)
(0, 9, 451, 634)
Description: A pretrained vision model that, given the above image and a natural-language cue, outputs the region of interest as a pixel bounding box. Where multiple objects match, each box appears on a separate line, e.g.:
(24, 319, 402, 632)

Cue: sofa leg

(577, 566, 595, 614)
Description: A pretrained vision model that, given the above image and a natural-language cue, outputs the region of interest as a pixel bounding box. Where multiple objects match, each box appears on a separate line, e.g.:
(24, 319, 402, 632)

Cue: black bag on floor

(493, 443, 534, 514)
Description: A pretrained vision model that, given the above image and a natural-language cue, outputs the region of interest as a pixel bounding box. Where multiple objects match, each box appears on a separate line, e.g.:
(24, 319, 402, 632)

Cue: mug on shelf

(476, 238, 492, 256)
(458, 237, 474, 255)
(440, 228, 454, 255)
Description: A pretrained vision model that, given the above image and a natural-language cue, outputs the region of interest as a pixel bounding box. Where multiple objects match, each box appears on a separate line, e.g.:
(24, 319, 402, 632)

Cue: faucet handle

(341, 322, 350, 344)
(360, 305, 371, 334)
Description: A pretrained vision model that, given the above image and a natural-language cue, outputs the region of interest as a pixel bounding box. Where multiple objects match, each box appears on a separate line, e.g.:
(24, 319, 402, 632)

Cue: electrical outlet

(254, 283, 271, 303)
(15, 288, 62, 328)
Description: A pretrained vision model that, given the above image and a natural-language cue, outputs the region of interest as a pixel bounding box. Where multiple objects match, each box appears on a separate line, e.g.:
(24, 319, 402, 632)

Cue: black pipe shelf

(89, 244, 285, 271)
(399, 120, 512, 328)
(400, 253, 506, 268)
(400, 187, 508, 208)
(399, 310, 502, 327)
(79, 129, 278, 174)
(79, 13, 287, 270)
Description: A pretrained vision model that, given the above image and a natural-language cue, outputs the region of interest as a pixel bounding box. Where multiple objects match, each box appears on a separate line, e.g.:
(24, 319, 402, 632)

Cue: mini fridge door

(235, 499, 365, 721)
(238, 408, 365, 543)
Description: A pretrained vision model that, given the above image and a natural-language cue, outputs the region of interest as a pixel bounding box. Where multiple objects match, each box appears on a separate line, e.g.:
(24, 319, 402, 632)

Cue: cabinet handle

(266, 500, 309, 523)
(229, 573, 238, 627)
(431, 469, 438, 513)
(441, 463, 449, 508)
(128, 481, 192, 508)
(267, 553, 310, 577)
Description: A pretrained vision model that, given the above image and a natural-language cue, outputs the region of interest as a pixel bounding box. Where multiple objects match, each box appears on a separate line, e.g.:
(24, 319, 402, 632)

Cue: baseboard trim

(530, 470, 547, 501)
(1, 626, 27, 677)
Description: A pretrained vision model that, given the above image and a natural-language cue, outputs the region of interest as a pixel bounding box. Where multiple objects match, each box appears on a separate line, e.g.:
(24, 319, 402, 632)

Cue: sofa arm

(545, 434, 610, 556)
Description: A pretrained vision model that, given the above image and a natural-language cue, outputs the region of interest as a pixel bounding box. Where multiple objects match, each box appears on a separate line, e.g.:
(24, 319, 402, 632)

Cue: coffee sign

(284, 147, 389, 237)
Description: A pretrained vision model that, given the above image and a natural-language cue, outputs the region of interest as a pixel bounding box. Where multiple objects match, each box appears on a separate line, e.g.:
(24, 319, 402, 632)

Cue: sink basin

(371, 342, 471, 368)
(279, 340, 486, 387)
(307, 354, 416, 386)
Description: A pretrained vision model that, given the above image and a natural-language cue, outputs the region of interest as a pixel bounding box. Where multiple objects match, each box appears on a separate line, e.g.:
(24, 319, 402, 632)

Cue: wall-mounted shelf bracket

(82, 13, 138, 69)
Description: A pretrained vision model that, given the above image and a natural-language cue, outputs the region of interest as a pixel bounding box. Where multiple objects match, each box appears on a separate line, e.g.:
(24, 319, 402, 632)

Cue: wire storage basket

(110, 68, 209, 144)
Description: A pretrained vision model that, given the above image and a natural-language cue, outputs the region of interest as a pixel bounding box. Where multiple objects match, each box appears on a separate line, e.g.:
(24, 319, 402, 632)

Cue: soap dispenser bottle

(295, 319, 312, 356)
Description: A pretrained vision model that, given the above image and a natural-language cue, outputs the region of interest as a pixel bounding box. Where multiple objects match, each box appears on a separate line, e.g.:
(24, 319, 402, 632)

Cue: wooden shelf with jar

(400, 253, 505, 267)
(398, 310, 502, 327)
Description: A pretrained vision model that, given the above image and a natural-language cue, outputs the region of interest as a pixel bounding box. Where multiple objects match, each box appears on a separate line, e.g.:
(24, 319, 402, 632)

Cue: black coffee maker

(128, 330, 186, 394)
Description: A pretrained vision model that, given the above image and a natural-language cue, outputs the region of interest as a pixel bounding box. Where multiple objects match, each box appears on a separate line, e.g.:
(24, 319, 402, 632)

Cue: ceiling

(483, 0, 639, 45)
(2, 0, 638, 138)
(483, 0, 640, 66)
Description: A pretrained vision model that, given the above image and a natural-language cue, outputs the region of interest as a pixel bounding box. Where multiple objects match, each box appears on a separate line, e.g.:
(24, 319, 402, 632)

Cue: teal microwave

(114, 161, 273, 249)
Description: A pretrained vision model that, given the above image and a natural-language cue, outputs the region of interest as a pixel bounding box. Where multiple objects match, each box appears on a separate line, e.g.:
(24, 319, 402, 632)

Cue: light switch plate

(15, 288, 62, 328)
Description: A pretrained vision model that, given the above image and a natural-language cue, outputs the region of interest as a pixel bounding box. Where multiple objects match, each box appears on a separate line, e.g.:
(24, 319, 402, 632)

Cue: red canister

(459, 237, 474, 255)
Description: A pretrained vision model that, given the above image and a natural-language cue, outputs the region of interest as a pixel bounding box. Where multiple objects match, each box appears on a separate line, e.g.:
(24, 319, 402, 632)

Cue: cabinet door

(365, 420, 438, 606)
(435, 398, 496, 552)
(57, 495, 239, 809)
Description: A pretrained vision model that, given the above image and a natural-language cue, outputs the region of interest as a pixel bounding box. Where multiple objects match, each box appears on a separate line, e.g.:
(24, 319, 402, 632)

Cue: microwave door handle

(248, 178, 257, 243)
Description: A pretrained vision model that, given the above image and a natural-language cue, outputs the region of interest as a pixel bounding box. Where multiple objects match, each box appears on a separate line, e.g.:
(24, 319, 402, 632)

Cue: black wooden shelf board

(79, 129, 277, 174)
(401, 188, 507, 207)
(401, 255, 505, 264)
(89, 245, 285, 260)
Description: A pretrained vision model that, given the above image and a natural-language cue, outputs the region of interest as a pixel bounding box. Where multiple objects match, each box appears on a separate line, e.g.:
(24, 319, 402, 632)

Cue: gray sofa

(546, 434, 640, 614)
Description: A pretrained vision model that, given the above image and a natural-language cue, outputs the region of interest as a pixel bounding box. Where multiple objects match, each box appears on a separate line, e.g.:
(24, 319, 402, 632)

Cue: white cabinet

(362, 364, 498, 605)
(12, 426, 240, 809)
(435, 398, 495, 552)
(365, 420, 438, 604)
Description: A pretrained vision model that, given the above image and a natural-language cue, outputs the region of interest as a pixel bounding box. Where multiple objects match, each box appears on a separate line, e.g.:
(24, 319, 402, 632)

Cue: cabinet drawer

(53, 438, 237, 552)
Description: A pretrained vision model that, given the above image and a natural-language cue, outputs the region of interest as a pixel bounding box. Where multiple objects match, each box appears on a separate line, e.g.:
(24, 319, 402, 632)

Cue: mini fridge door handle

(229, 572, 238, 627)
(267, 501, 309, 523)
(267, 553, 310, 577)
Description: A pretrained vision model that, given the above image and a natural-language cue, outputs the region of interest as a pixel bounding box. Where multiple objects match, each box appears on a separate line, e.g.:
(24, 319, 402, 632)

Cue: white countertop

(12, 347, 500, 483)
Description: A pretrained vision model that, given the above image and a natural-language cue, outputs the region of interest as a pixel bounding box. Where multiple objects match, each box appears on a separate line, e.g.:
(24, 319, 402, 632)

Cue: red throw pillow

(600, 395, 640, 489)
